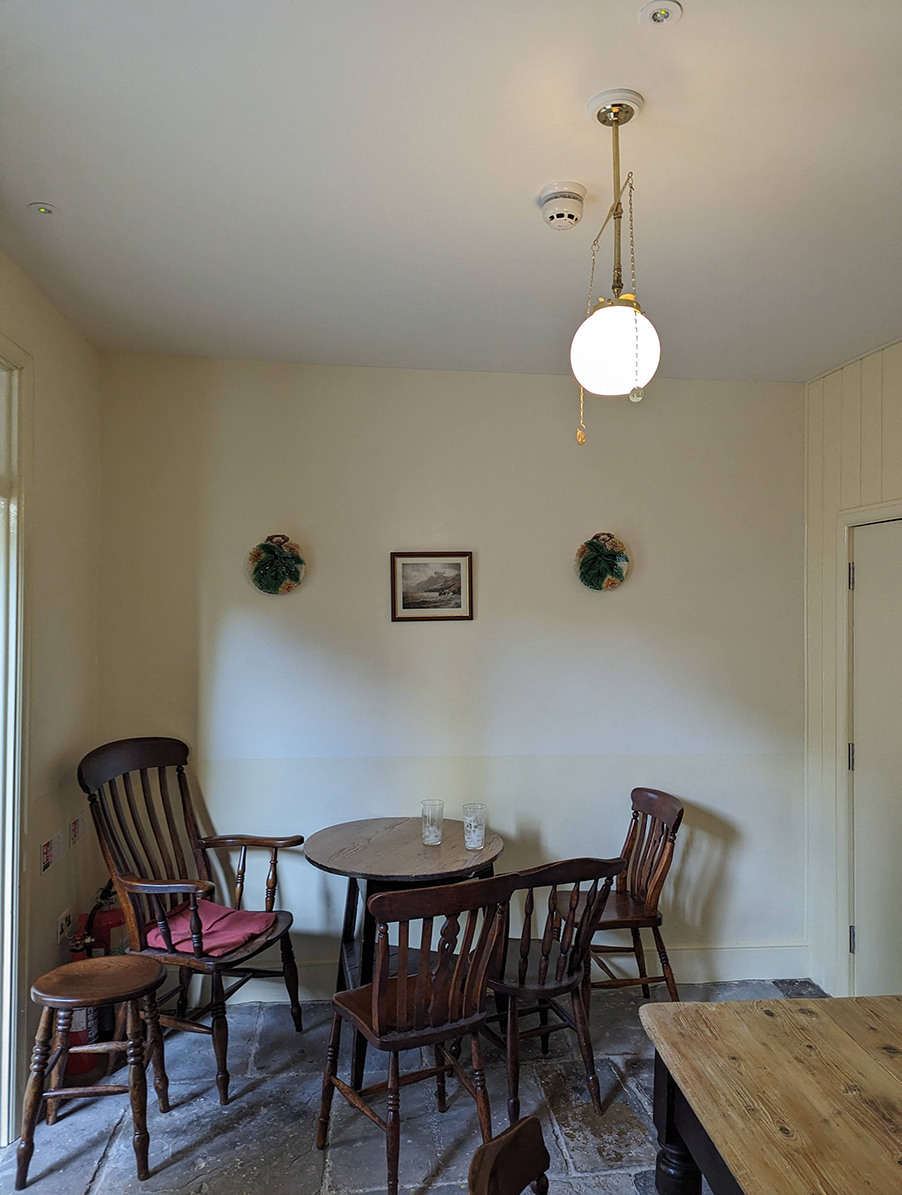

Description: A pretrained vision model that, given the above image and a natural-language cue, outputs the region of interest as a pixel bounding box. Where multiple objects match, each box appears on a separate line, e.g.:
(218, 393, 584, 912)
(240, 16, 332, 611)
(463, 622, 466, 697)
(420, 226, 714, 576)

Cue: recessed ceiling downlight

(639, 1, 682, 25)
(27, 202, 56, 215)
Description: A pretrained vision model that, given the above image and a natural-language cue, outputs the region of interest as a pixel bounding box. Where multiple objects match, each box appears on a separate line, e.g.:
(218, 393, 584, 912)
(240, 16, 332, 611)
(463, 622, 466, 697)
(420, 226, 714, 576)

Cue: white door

(851, 518, 902, 996)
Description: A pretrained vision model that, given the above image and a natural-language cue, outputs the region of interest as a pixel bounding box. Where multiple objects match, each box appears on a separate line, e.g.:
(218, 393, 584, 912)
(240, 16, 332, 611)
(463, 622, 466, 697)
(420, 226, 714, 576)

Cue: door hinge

(848, 742, 855, 771)
(850, 925, 856, 954)
(848, 561, 855, 590)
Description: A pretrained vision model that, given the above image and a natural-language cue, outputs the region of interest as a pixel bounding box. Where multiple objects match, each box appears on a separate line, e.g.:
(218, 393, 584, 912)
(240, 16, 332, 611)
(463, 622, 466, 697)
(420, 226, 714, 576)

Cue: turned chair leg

(280, 932, 303, 1032)
(316, 1012, 342, 1150)
(434, 1045, 447, 1113)
(15, 1008, 54, 1191)
(632, 928, 651, 999)
(105, 1003, 127, 1077)
(386, 1051, 401, 1195)
(176, 967, 191, 1021)
(572, 975, 602, 1115)
(471, 1031, 493, 1144)
(210, 972, 230, 1105)
(538, 1001, 551, 1056)
(44, 1009, 72, 1127)
(506, 996, 521, 1127)
(142, 993, 170, 1113)
(126, 1000, 150, 1181)
(652, 926, 680, 1002)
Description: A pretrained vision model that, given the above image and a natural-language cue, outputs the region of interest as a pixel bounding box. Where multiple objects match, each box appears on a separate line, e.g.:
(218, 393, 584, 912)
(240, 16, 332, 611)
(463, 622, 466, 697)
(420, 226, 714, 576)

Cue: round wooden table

(304, 816, 504, 1087)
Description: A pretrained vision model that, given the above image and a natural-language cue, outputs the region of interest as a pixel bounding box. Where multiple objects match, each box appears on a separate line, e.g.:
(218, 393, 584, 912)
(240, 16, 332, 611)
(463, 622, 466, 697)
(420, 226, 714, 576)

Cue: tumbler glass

(421, 799, 444, 846)
(463, 803, 487, 850)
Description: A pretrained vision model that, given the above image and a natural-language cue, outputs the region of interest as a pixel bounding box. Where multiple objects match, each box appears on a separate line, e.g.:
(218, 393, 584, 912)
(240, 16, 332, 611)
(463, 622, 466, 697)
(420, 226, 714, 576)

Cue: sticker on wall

(575, 532, 630, 591)
(248, 534, 306, 595)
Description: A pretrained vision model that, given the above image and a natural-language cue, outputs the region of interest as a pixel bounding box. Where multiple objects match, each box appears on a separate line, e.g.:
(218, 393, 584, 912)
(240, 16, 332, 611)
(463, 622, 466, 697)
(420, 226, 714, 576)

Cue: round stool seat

(31, 955, 166, 1009)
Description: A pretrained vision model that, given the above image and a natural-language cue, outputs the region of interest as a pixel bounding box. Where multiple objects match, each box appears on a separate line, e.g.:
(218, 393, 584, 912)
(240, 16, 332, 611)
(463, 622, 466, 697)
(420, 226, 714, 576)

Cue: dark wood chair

(316, 872, 515, 1195)
(76, 736, 305, 1105)
(485, 857, 623, 1127)
(468, 1115, 550, 1195)
(17, 955, 168, 1189)
(588, 788, 684, 1001)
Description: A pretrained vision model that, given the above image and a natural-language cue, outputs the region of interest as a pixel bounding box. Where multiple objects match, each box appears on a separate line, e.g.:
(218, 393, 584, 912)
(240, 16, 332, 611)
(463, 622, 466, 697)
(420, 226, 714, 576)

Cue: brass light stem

(610, 109, 623, 298)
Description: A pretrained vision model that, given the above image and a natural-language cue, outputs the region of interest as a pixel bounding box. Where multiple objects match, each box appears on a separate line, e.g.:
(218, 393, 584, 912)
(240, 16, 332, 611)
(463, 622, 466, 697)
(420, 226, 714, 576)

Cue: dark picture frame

(390, 551, 473, 621)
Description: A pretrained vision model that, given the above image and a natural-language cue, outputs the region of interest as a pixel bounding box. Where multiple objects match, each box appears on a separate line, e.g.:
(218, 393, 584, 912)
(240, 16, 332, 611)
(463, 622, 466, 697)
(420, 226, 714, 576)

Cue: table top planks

(640, 996, 902, 1195)
(303, 816, 504, 882)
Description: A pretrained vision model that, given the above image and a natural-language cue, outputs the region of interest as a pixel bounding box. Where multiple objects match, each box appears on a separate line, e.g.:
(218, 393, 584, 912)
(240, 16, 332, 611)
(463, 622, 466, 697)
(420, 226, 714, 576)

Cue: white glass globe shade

(570, 305, 661, 396)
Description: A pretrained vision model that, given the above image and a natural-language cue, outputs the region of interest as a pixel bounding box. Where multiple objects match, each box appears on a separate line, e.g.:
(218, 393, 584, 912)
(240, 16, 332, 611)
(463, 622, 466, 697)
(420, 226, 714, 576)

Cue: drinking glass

(463, 803, 487, 850)
(421, 799, 444, 846)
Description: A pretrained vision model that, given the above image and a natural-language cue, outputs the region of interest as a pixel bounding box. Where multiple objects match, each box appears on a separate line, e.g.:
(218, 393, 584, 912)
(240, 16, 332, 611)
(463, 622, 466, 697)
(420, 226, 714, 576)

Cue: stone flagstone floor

(0, 979, 825, 1194)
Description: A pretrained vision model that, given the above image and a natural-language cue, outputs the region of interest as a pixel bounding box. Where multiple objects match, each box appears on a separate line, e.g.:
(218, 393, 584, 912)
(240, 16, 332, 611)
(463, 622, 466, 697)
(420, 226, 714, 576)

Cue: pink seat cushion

(145, 899, 276, 957)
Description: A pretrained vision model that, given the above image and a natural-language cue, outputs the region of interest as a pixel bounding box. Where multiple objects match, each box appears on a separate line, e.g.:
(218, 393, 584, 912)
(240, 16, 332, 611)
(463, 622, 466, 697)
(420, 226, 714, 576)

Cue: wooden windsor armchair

(468, 1115, 550, 1195)
(484, 857, 623, 1126)
(317, 872, 515, 1195)
(588, 788, 684, 1001)
(77, 736, 304, 1105)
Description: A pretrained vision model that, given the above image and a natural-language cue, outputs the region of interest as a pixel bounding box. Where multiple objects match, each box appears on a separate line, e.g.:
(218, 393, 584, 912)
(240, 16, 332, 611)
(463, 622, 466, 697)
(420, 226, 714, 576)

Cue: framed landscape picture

(391, 551, 473, 621)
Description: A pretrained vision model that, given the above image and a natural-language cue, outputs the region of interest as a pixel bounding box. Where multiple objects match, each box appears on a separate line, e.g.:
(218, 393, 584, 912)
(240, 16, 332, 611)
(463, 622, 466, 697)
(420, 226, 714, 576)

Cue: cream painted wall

(805, 337, 902, 995)
(0, 249, 105, 1093)
(99, 354, 805, 996)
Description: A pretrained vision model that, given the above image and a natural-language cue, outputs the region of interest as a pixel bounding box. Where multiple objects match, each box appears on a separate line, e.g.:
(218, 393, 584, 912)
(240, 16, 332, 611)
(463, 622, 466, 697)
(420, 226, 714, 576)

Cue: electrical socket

(57, 908, 72, 943)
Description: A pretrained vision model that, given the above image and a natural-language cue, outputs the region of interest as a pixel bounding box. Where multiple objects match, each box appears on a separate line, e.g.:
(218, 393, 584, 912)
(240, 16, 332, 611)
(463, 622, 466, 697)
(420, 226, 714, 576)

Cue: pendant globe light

(571, 90, 660, 443)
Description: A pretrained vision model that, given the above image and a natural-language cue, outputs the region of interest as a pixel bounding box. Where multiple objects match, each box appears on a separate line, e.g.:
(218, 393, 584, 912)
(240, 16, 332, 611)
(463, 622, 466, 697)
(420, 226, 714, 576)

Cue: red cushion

(145, 899, 276, 957)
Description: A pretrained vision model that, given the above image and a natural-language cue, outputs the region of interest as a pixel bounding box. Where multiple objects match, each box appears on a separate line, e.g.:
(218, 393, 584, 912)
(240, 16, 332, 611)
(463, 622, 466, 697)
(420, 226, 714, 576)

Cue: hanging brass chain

(628, 174, 637, 296)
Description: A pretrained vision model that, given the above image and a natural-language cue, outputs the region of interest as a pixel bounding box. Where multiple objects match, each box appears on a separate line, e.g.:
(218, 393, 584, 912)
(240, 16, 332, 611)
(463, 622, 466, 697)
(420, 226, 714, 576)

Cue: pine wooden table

(640, 995, 902, 1195)
(304, 816, 504, 1088)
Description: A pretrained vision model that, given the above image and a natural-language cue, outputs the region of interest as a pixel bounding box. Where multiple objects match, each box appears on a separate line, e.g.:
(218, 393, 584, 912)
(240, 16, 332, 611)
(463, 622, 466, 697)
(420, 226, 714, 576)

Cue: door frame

(834, 501, 902, 997)
(0, 332, 31, 1145)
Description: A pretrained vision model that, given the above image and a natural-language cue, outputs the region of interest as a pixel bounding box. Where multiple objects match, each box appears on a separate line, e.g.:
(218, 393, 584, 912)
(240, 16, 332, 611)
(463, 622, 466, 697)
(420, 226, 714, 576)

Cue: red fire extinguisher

(66, 882, 126, 1074)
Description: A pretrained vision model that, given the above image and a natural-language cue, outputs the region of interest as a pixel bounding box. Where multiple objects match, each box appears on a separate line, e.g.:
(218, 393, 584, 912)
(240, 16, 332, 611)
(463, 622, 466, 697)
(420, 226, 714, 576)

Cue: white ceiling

(0, 0, 900, 382)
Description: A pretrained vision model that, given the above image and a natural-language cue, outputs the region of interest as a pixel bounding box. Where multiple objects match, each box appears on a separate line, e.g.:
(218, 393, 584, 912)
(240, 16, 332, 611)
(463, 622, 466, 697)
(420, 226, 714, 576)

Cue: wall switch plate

(57, 908, 72, 943)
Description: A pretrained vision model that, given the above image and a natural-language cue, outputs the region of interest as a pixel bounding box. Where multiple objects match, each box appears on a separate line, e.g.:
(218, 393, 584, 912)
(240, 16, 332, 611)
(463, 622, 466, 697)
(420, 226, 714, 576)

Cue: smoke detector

(539, 182, 586, 230)
(639, 1, 682, 25)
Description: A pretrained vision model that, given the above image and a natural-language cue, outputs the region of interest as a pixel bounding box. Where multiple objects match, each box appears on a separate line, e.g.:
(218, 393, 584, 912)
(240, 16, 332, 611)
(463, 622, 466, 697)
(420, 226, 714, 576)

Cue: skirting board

(227, 943, 811, 1003)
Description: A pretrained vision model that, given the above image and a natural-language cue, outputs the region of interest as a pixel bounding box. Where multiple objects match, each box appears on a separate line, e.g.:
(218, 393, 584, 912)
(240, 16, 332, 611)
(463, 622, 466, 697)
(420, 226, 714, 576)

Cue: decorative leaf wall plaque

(248, 534, 306, 595)
(575, 532, 630, 591)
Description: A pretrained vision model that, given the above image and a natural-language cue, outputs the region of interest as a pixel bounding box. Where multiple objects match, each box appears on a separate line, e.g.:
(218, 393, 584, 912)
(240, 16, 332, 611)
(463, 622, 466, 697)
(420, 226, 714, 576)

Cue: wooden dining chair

(77, 736, 305, 1105)
(316, 872, 515, 1195)
(588, 788, 684, 1001)
(484, 857, 623, 1127)
(468, 1115, 550, 1195)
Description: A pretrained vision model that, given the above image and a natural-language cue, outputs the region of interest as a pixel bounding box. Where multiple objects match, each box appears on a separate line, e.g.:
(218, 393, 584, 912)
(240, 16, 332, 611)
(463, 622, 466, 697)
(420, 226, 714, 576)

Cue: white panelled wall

(806, 338, 902, 995)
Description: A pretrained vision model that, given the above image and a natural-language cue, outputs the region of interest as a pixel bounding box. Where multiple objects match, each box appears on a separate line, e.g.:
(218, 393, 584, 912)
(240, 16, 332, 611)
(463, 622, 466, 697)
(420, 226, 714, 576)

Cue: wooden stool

(16, 955, 169, 1190)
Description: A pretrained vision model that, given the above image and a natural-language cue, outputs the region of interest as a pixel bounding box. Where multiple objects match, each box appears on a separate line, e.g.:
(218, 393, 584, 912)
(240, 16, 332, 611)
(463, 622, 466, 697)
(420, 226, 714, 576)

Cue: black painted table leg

(350, 879, 378, 1090)
(653, 1052, 702, 1195)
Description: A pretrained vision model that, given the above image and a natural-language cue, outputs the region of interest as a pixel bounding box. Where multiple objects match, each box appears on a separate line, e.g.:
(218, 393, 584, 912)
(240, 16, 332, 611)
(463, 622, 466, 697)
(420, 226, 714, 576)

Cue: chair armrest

(118, 874, 213, 957)
(200, 835, 304, 849)
(119, 873, 215, 897)
(199, 836, 303, 910)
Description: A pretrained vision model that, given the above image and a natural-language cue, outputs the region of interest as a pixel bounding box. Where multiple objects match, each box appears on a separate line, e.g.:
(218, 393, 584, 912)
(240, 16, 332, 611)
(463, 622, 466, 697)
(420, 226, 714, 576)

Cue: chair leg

(176, 967, 191, 1020)
(652, 926, 680, 1002)
(105, 1004, 127, 1077)
(210, 972, 230, 1105)
(632, 928, 651, 999)
(15, 1008, 54, 1191)
(126, 1000, 150, 1182)
(316, 1012, 342, 1150)
(572, 977, 601, 1115)
(506, 996, 521, 1127)
(434, 1045, 447, 1113)
(142, 993, 170, 1113)
(386, 1051, 401, 1195)
(470, 1031, 492, 1144)
(280, 932, 303, 1032)
(538, 1000, 551, 1056)
(44, 1009, 72, 1127)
